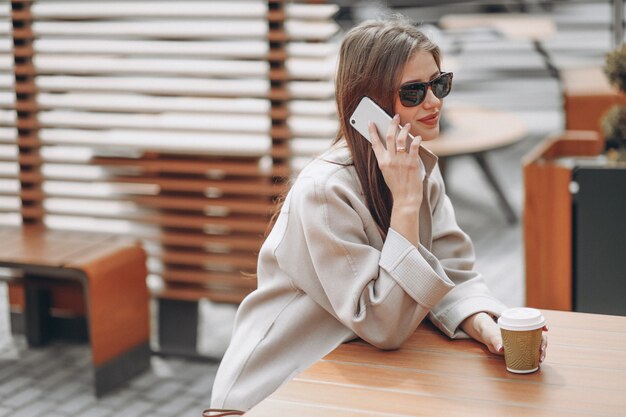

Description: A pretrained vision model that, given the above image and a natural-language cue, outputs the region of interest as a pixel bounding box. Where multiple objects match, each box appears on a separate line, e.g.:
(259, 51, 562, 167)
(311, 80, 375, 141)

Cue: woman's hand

(368, 114, 424, 246)
(461, 312, 549, 362)
(368, 114, 423, 208)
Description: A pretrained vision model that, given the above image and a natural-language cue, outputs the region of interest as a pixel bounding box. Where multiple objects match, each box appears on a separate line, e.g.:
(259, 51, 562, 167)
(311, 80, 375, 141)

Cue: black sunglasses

(398, 72, 453, 107)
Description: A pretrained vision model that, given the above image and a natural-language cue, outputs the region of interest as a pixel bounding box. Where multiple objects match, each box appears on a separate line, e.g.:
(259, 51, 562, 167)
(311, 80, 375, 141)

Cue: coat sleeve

(425, 166, 508, 339)
(274, 174, 455, 350)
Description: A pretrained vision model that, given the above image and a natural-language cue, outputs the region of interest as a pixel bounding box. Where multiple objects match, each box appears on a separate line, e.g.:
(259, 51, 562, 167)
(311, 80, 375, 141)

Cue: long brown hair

(333, 18, 441, 238)
(266, 18, 441, 239)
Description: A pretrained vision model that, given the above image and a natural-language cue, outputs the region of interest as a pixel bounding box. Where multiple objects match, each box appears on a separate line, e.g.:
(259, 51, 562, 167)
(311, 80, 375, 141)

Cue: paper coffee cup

(497, 308, 545, 374)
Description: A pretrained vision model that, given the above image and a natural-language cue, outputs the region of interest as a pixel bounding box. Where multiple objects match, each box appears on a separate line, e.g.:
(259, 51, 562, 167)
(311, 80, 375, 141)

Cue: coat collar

(418, 145, 439, 178)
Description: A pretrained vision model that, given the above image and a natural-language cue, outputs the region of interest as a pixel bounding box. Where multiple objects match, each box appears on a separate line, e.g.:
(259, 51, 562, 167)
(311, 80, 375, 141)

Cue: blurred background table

(246, 309, 626, 417)
(423, 106, 527, 224)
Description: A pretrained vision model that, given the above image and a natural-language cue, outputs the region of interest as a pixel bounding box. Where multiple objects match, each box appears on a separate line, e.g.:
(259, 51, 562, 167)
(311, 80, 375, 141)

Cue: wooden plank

(523, 162, 572, 310)
(247, 399, 396, 417)
(39, 209, 270, 234)
(561, 67, 626, 137)
(541, 309, 626, 333)
(161, 250, 258, 270)
(92, 157, 270, 177)
(296, 360, 625, 416)
(157, 285, 252, 304)
(0, 228, 112, 268)
(161, 269, 256, 289)
(269, 379, 582, 417)
(111, 176, 282, 196)
(71, 243, 149, 367)
(522, 132, 603, 310)
(324, 343, 624, 392)
(154, 231, 265, 252)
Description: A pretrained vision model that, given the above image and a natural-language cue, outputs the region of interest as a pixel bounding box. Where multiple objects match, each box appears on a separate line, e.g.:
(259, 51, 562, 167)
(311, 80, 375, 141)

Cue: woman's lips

(418, 113, 439, 126)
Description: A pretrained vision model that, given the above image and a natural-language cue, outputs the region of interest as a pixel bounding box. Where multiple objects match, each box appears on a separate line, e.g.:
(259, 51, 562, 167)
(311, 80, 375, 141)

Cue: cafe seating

(0, 226, 149, 397)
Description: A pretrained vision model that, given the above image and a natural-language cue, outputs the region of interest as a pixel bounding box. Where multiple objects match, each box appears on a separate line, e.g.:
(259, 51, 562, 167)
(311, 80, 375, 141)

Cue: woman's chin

(413, 127, 439, 142)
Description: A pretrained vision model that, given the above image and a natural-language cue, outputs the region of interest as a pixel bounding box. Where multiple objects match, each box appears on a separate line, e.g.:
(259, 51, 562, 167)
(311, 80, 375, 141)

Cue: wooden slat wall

(0, 2, 20, 227)
(7, 0, 339, 305)
(285, 1, 338, 172)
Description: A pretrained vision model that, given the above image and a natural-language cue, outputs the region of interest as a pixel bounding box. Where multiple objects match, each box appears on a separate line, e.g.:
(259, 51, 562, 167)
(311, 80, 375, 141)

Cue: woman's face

(393, 50, 443, 142)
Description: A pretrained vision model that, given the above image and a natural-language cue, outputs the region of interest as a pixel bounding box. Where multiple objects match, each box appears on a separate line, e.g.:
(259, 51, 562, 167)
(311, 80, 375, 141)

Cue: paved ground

(0, 1, 610, 416)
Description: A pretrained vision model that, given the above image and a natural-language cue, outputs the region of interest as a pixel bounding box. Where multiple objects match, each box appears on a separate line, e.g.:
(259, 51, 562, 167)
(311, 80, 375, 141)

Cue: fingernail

(393, 114, 400, 121)
(404, 123, 411, 129)
(496, 344, 503, 352)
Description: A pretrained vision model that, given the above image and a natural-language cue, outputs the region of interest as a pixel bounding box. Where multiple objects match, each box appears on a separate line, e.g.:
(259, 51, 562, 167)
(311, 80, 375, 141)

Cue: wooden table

(246, 309, 626, 417)
(440, 13, 558, 79)
(440, 14, 556, 41)
(423, 106, 528, 224)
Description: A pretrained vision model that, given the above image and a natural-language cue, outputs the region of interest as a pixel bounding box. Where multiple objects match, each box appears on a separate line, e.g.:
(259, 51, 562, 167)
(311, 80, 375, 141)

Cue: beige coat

(210, 144, 507, 410)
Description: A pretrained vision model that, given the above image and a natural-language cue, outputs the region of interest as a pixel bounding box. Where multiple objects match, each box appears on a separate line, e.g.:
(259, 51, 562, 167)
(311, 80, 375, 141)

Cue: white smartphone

(349, 96, 414, 149)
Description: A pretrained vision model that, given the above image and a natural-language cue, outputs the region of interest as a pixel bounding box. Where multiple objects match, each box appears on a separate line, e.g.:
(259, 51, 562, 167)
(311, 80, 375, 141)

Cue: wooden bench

(0, 226, 150, 397)
(522, 130, 604, 311)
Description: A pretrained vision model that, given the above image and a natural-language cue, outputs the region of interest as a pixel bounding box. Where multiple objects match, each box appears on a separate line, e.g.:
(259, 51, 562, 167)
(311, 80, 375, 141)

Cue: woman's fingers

(540, 333, 548, 362)
(490, 334, 504, 355)
(396, 123, 411, 154)
(386, 114, 400, 154)
(410, 134, 422, 154)
(368, 121, 384, 157)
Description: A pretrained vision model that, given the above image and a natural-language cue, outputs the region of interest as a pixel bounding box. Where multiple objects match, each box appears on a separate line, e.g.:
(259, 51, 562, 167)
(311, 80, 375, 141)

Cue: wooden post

(268, 0, 291, 188)
(11, 0, 43, 225)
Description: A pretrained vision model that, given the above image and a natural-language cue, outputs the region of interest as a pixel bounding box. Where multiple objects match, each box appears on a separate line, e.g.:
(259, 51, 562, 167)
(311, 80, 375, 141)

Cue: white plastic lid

(497, 307, 545, 331)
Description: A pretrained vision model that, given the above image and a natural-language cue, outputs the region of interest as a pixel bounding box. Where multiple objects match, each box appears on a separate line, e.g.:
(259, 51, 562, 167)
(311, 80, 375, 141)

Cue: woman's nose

(422, 87, 441, 108)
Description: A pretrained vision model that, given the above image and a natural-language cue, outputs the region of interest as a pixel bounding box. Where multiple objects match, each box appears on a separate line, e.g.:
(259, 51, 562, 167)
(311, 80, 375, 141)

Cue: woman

(210, 18, 547, 412)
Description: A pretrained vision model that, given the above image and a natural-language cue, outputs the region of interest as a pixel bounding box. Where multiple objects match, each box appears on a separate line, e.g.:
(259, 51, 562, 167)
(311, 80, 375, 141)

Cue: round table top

(422, 106, 528, 157)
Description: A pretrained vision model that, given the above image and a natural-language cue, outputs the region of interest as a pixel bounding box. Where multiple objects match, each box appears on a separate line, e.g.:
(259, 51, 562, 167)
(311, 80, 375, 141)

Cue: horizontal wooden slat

(16, 173, 282, 196)
(31, 21, 268, 39)
(158, 231, 264, 251)
(112, 176, 282, 195)
(15, 154, 272, 178)
(161, 250, 258, 270)
(18, 189, 275, 215)
(36, 75, 271, 97)
(37, 110, 271, 133)
(38, 128, 272, 157)
(35, 92, 271, 114)
(34, 39, 271, 59)
(161, 268, 257, 288)
(33, 55, 270, 78)
(157, 285, 252, 304)
(37, 209, 270, 233)
(30, 2, 268, 20)
(92, 157, 271, 177)
(25, 2, 338, 21)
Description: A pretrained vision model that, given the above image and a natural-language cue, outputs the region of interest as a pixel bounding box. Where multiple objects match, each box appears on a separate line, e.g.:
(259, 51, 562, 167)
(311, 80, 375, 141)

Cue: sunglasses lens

(399, 85, 426, 107)
(399, 73, 453, 107)
(432, 74, 452, 99)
